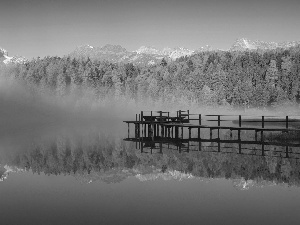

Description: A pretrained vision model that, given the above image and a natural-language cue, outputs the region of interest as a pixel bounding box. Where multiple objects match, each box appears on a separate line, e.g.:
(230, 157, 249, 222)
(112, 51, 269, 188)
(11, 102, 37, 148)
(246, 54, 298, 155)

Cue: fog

(0, 77, 137, 153)
(0, 75, 299, 155)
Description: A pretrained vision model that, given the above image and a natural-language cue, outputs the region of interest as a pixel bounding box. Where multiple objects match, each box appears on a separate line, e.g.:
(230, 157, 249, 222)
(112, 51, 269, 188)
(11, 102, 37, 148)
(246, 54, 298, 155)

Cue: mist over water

(0, 74, 299, 152)
(0, 77, 136, 155)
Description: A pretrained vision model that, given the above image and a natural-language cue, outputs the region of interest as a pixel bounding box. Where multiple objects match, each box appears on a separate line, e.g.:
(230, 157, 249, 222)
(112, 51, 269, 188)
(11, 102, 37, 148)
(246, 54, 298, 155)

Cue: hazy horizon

(1, 0, 300, 59)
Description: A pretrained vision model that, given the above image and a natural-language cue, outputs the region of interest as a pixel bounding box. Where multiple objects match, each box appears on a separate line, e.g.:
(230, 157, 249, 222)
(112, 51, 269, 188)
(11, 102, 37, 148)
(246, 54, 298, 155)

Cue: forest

(1, 45, 300, 109)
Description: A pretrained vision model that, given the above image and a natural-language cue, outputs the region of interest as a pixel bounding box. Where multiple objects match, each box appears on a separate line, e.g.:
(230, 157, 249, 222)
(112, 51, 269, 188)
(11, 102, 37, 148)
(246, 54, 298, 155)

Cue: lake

(1, 112, 300, 225)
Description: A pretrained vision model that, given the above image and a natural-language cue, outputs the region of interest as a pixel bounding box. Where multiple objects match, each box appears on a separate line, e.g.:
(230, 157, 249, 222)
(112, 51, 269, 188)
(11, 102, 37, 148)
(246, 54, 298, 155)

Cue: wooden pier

(124, 110, 300, 160)
(124, 110, 300, 141)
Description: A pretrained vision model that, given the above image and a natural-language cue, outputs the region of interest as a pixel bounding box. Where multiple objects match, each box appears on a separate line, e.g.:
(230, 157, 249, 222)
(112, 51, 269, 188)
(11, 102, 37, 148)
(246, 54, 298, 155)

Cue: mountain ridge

(2, 38, 300, 66)
(68, 44, 211, 65)
(230, 38, 300, 51)
(0, 47, 27, 65)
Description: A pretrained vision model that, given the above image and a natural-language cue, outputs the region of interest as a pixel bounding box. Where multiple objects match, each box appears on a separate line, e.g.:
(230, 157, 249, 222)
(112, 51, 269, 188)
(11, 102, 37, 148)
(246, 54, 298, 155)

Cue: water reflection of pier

(124, 110, 300, 159)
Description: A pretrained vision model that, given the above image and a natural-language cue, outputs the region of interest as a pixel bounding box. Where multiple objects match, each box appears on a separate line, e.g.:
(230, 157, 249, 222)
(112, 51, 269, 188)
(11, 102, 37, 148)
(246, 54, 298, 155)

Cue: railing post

(179, 110, 181, 122)
(160, 111, 162, 122)
(239, 115, 242, 127)
(286, 116, 289, 129)
(218, 115, 221, 126)
(199, 114, 201, 125)
(262, 116, 264, 128)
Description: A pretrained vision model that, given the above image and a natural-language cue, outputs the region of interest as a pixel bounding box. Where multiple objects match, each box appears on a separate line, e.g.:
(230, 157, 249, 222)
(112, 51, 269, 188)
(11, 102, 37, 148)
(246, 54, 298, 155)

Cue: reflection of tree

(3, 133, 300, 186)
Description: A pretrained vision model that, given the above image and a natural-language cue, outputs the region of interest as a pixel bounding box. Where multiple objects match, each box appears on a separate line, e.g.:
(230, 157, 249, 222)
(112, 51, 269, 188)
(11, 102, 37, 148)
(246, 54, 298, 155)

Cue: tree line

(2, 45, 300, 108)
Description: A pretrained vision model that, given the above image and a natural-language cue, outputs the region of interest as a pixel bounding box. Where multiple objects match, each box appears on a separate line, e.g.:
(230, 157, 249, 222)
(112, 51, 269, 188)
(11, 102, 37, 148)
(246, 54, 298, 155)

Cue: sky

(0, 0, 300, 59)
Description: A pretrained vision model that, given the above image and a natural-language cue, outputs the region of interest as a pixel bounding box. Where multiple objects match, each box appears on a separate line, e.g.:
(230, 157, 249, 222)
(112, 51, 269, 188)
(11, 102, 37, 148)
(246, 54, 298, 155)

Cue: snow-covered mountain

(0, 47, 27, 65)
(0, 164, 24, 182)
(230, 38, 300, 51)
(3, 38, 300, 66)
(68, 44, 207, 66)
(73, 39, 300, 65)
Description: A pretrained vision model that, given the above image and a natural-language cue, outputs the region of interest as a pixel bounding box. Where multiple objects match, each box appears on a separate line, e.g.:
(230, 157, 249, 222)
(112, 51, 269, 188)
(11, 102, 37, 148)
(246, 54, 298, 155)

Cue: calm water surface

(1, 117, 300, 225)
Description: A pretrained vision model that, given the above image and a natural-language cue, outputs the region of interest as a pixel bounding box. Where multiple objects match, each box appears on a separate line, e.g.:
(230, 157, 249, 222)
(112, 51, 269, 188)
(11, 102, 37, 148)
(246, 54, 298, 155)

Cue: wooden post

(175, 126, 179, 138)
(151, 124, 154, 141)
(136, 114, 137, 121)
(286, 116, 289, 129)
(217, 115, 221, 138)
(178, 110, 181, 123)
(148, 124, 151, 137)
(239, 115, 242, 127)
(128, 123, 130, 138)
(238, 129, 241, 140)
(138, 114, 141, 137)
(187, 110, 190, 122)
(168, 112, 170, 122)
(189, 127, 191, 139)
(262, 116, 264, 128)
(199, 114, 201, 125)
(159, 111, 162, 122)
(181, 126, 183, 139)
(255, 130, 257, 141)
(210, 128, 212, 139)
(198, 127, 200, 139)
(135, 123, 139, 138)
(141, 112, 144, 138)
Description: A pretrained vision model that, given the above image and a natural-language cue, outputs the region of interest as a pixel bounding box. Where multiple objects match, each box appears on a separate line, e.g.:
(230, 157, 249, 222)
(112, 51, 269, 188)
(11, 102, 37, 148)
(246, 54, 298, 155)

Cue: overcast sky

(1, 0, 300, 59)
